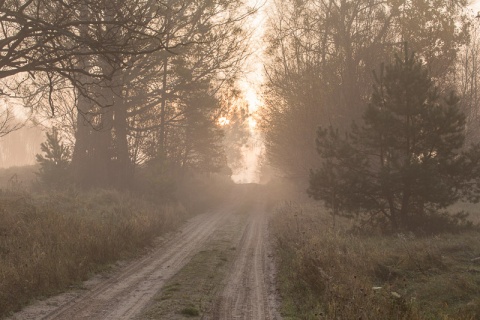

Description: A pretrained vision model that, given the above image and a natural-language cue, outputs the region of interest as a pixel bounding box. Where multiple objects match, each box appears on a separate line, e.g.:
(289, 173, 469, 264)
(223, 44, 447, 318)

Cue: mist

(1, 0, 480, 319)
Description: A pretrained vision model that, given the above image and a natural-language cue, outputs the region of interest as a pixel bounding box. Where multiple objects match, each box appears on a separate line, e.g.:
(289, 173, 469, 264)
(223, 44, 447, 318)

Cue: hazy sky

(472, 0, 480, 11)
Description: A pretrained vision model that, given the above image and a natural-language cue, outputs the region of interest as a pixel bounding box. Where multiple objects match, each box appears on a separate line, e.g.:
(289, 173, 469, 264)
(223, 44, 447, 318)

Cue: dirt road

(9, 185, 281, 320)
(210, 200, 280, 320)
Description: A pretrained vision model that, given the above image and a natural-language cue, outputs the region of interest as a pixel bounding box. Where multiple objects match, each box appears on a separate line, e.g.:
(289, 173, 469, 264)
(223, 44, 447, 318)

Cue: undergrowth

(0, 189, 189, 318)
(272, 202, 480, 319)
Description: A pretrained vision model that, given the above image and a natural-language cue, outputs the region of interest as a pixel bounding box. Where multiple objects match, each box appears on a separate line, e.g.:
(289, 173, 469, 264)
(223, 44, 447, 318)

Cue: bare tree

(263, 0, 469, 182)
(455, 14, 480, 144)
(0, 102, 23, 137)
(66, 0, 253, 188)
(0, 0, 174, 95)
(122, 0, 251, 174)
(0, 0, 176, 170)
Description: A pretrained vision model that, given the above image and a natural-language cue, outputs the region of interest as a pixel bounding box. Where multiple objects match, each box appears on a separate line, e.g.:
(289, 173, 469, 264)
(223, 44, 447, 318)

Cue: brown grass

(272, 202, 480, 320)
(0, 189, 189, 318)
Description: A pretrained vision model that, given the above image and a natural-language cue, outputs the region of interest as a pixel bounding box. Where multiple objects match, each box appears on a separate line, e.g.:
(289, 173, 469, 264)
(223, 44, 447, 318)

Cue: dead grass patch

(0, 189, 189, 318)
(272, 202, 480, 319)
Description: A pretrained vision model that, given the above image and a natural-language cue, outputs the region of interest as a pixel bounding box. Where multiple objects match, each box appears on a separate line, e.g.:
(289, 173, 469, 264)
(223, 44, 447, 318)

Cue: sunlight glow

(248, 117, 257, 129)
(230, 0, 268, 185)
(472, 0, 480, 11)
(218, 116, 230, 126)
(231, 93, 266, 184)
(244, 87, 261, 113)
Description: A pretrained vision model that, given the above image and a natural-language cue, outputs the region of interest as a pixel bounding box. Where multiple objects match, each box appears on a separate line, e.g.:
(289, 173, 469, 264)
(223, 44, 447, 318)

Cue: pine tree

(308, 45, 480, 232)
(36, 128, 71, 187)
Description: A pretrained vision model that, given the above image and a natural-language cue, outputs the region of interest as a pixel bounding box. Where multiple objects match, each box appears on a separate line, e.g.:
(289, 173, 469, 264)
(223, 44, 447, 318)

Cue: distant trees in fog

(263, 0, 471, 182)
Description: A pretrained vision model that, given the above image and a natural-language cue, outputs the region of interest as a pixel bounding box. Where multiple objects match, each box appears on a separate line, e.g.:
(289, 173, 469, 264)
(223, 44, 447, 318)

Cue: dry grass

(0, 189, 189, 318)
(272, 202, 480, 320)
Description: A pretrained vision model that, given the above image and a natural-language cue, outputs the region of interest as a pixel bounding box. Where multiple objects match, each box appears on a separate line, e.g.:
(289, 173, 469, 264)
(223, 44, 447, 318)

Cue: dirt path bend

(9, 206, 234, 320)
(210, 197, 281, 320)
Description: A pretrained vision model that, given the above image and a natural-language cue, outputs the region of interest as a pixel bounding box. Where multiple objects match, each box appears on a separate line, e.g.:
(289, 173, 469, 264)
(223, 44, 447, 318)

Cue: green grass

(272, 202, 480, 320)
(141, 246, 230, 319)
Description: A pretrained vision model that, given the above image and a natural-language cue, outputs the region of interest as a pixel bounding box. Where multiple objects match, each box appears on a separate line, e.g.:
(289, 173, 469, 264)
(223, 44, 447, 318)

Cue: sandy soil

(209, 196, 281, 320)
(8, 185, 281, 320)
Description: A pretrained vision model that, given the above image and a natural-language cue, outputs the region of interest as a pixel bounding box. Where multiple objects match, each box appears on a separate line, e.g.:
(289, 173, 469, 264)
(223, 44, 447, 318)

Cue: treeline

(263, 0, 478, 182)
(0, 0, 253, 191)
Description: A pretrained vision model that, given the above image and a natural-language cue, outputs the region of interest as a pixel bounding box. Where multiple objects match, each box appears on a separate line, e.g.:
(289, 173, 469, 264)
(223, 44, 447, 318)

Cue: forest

(1, 0, 480, 319)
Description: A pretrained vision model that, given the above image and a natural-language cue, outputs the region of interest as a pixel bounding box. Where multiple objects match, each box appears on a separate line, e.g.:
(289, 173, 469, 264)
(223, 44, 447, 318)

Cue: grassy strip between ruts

(139, 212, 245, 319)
(272, 202, 480, 320)
(0, 189, 190, 318)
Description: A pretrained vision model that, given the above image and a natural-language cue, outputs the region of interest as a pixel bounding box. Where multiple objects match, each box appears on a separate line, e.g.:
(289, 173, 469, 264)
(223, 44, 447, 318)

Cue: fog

(0, 126, 42, 168)
(2, 0, 480, 318)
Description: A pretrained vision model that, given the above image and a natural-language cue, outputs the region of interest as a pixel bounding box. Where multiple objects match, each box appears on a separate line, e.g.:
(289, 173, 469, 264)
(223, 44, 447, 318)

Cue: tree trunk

(72, 95, 94, 187)
(112, 93, 133, 189)
(71, 0, 94, 188)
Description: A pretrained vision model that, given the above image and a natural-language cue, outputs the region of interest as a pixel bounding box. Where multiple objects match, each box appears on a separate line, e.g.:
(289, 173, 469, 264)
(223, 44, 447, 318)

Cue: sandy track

(9, 207, 232, 320)
(9, 186, 281, 320)
(210, 197, 281, 320)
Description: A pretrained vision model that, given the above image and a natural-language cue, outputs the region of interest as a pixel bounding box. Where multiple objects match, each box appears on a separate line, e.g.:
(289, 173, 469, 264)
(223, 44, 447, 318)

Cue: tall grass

(0, 189, 189, 317)
(272, 202, 480, 320)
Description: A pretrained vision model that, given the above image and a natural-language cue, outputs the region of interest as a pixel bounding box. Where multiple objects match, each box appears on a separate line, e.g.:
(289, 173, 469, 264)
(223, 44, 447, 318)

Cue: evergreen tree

(308, 45, 480, 232)
(36, 128, 71, 187)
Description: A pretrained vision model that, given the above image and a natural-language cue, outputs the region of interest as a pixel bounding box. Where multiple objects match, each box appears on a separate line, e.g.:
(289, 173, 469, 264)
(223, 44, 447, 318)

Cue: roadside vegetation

(271, 43, 480, 320)
(0, 187, 187, 317)
(272, 201, 480, 320)
(0, 163, 233, 318)
(0, 2, 250, 313)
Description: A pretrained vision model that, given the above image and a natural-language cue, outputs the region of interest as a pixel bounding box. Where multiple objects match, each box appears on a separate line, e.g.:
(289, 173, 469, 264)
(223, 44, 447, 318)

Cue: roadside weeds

(0, 189, 189, 318)
(272, 202, 480, 320)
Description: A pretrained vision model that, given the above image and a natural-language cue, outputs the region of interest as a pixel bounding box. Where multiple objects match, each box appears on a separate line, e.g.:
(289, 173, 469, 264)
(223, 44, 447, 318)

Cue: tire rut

(210, 199, 281, 320)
